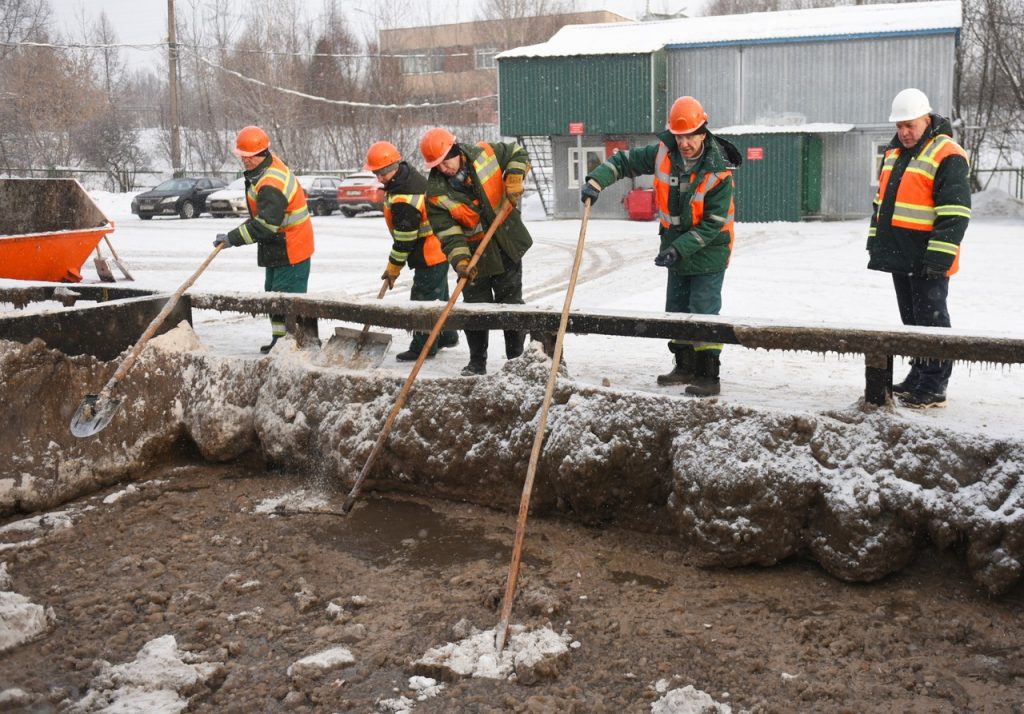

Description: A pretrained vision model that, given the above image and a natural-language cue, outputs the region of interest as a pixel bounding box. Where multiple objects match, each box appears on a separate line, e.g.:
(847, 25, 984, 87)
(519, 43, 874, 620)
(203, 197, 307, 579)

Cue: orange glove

(454, 259, 478, 282)
(504, 171, 525, 203)
(381, 262, 402, 289)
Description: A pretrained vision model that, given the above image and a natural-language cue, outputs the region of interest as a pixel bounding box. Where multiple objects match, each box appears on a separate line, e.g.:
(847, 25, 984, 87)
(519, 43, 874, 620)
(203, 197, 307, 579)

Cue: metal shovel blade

(93, 256, 116, 282)
(70, 394, 123, 438)
(320, 326, 392, 369)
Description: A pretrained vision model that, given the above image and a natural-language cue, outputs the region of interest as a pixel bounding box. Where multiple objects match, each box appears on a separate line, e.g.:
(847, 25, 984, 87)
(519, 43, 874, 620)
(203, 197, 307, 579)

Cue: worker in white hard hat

(867, 88, 971, 409)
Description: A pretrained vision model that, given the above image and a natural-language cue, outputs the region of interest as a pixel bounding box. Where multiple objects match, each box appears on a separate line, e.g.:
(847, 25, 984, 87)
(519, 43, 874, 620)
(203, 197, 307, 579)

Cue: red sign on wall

(568, 122, 585, 136)
(747, 146, 765, 160)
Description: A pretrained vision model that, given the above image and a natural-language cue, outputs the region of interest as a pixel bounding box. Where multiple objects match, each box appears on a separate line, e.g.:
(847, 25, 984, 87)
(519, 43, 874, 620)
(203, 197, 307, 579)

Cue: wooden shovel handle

(495, 199, 592, 651)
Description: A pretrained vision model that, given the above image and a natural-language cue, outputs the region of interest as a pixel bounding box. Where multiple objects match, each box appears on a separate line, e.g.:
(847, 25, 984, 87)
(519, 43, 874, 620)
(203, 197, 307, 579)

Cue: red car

(336, 171, 385, 217)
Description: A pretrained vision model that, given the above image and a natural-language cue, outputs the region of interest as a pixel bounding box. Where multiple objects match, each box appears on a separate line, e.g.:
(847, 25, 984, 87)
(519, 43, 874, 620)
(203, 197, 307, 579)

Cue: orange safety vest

(428, 143, 505, 241)
(875, 134, 968, 275)
(245, 153, 314, 265)
(383, 192, 446, 266)
(653, 142, 735, 255)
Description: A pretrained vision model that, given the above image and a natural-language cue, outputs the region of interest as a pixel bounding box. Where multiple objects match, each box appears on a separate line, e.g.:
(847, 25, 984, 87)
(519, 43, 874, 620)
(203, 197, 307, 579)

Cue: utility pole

(167, 0, 182, 177)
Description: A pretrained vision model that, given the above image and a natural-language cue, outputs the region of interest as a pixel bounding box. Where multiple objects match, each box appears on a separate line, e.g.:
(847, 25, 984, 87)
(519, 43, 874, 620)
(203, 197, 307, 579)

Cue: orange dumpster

(0, 178, 115, 282)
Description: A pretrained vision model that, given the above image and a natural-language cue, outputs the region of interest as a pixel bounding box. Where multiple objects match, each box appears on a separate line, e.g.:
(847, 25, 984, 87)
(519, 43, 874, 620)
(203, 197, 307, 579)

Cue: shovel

(495, 198, 593, 651)
(319, 279, 392, 368)
(103, 236, 135, 280)
(71, 243, 225, 437)
(93, 245, 116, 282)
(341, 199, 516, 514)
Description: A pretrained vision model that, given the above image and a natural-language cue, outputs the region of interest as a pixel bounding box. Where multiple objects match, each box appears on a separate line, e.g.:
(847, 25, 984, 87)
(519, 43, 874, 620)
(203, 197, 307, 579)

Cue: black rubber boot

(504, 330, 526, 359)
(259, 337, 280, 354)
(439, 331, 460, 349)
(685, 352, 721, 397)
(657, 348, 696, 386)
(532, 331, 558, 359)
(460, 359, 487, 376)
(462, 330, 488, 376)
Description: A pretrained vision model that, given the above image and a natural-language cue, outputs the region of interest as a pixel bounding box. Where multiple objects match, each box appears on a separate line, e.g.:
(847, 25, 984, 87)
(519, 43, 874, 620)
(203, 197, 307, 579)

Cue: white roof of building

(717, 123, 855, 135)
(499, 1, 962, 59)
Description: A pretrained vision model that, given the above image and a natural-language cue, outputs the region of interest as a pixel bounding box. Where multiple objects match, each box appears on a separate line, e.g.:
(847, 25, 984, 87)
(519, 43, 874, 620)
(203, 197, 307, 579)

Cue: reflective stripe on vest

(875, 134, 970, 232)
(384, 192, 446, 266)
(243, 154, 314, 264)
(653, 142, 735, 249)
(428, 143, 507, 239)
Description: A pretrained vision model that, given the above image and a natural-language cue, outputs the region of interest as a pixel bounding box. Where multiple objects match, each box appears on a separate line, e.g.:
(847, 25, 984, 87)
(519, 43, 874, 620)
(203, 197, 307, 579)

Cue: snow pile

(65, 635, 224, 713)
(253, 488, 330, 515)
(376, 676, 444, 713)
(286, 646, 355, 679)
(0, 589, 54, 653)
(148, 320, 206, 353)
(652, 685, 733, 713)
(414, 625, 573, 685)
(971, 189, 1024, 219)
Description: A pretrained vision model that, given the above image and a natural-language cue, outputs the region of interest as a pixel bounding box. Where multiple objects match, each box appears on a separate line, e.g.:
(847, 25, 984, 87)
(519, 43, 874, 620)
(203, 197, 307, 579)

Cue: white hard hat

(889, 88, 932, 122)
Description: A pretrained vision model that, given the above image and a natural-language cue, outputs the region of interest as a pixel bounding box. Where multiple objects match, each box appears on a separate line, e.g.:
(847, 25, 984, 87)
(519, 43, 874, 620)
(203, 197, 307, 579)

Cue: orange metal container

(0, 178, 115, 282)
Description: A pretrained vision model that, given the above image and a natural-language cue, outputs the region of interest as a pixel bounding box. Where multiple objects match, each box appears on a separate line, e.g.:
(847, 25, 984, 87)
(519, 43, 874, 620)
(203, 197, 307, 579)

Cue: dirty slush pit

(3, 460, 1024, 713)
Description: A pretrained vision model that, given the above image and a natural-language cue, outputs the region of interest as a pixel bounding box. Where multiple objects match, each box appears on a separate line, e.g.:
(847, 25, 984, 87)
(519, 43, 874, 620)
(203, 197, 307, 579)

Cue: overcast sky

(46, 0, 697, 70)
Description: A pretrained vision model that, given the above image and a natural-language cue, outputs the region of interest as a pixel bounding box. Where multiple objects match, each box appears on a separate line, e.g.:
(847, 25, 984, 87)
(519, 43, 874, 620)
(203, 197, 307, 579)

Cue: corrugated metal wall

(499, 55, 658, 136)
(666, 34, 957, 126)
(819, 129, 893, 219)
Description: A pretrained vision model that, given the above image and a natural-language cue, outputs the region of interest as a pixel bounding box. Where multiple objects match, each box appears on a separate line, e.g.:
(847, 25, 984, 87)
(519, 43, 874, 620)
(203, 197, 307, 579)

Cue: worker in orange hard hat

(420, 127, 555, 377)
(214, 125, 316, 353)
(580, 96, 741, 396)
(364, 140, 458, 361)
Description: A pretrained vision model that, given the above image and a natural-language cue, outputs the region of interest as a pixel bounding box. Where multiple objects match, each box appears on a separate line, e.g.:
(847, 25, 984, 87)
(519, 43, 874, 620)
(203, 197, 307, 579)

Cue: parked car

(131, 177, 228, 219)
(206, 178, 247, 218)
(298, 175, 344, 216)
(336, 171, 385, 217)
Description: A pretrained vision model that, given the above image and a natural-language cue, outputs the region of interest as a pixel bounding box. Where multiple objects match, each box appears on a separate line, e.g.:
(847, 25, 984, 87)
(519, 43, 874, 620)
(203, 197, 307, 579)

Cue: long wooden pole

(495, 200, 592, 651)
(341, 200, 515, 514)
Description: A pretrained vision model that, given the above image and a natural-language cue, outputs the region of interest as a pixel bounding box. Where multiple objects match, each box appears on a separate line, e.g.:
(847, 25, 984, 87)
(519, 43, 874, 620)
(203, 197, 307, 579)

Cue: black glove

(917, 263, 947, 280)
(213, 233, 231, 249)
(654, 246, 679, 268)
(580, 181, 601, 205)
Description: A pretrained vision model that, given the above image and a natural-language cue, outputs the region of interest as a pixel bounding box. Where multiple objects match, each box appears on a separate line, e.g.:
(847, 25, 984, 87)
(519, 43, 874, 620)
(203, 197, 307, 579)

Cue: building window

(870, 141, 889, 185)
(400, 49, 444, 75)
(475, 47, 498, 70)
(567, 147, 605, 189)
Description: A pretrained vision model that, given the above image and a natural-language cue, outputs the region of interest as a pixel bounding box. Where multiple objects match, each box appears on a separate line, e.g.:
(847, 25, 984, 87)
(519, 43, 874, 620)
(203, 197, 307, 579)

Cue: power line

(195, 54, 496, 109)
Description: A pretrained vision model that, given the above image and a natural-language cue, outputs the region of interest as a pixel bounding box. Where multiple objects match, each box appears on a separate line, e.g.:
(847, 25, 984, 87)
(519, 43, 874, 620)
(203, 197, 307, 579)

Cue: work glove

(654, 246, 680, 268)
(381, 262, 402, 289)
(454, 258, 478, 282)
(580, 180, 601, 205)
(917, 263, 948, 280)
(504, 171, 525, 204)
(212, 233, 231, 249)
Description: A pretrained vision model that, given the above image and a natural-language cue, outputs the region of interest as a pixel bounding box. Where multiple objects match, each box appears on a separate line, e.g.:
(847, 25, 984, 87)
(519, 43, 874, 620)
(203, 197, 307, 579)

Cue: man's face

(675, 131, 706, 160)
(240, 154, 263, 171)
(374, 166, 398, 184)
(895, 116, 931, 148)
(437, 154, 462, 177)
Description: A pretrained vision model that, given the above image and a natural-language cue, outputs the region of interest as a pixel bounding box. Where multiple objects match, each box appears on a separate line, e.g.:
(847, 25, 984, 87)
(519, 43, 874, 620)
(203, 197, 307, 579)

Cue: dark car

(131, 177, 228, 220)
(336, 171, 385, 217)
(298, 175, 343, 216)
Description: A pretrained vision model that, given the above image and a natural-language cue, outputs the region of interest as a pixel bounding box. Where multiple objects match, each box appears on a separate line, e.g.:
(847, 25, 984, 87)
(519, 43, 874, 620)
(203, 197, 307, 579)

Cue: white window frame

(567, 146, 605, 189)
(870, 140, 889, 186)
(475, 46, 498, 70)
(400, 49, 443, 75)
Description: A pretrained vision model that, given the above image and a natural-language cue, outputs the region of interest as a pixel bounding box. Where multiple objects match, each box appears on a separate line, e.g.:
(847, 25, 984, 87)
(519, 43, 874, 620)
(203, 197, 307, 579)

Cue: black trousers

(461, 249, 526, 362)
(892, 272, 952, 394)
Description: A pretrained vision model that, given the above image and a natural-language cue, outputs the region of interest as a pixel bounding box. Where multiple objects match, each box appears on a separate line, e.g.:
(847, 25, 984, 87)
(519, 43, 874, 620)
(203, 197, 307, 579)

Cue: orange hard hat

(233, 125, 270, 157)
(364, 141, 402, 172)
(668, 96, 708, 135)
(420, 127, 457, 169)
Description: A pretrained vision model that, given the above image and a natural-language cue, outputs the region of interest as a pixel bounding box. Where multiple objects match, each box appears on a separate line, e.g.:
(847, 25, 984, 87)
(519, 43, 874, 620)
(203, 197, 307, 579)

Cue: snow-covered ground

(5, 188, 1024, 439)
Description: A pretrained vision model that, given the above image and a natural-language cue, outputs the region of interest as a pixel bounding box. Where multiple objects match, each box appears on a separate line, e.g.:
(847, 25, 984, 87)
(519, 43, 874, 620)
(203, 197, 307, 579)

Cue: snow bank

(971, 189, 1024, 219)
(66, 635, 225, 713)
(0, 590, 53, 653)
